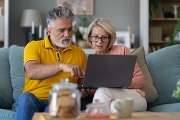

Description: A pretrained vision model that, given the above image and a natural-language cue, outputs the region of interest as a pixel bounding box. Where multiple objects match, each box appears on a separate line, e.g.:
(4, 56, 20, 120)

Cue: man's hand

(60, 63, 85, 77)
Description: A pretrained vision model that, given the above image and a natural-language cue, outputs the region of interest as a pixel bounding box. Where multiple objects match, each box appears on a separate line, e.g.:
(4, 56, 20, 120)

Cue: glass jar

(85, 99, 109, 118)
(49, 78, 80, 118)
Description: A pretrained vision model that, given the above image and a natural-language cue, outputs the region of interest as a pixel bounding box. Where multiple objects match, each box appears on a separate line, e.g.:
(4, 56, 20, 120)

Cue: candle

(32, 21, 34, 34)
(44, 28, 46, 39)
(39, 25, 42, 39)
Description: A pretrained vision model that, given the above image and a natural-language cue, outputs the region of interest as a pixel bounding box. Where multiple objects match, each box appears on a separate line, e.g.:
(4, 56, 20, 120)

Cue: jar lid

(52, 78, 78, 90)
(86, 99, 106, 108)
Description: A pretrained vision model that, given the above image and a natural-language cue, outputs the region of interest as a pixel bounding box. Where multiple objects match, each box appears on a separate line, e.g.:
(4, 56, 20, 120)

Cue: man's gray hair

(46, 6, 74, 27)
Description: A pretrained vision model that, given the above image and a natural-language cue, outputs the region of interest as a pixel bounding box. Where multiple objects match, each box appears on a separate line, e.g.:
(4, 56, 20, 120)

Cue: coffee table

(32, 112, 180, 120)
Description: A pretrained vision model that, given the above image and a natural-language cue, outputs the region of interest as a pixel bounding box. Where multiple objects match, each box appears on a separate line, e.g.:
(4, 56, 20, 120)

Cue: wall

(9, 0, 140, 47)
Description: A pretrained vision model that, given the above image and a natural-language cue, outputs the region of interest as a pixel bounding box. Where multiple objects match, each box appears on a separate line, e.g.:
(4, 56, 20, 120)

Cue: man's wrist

(59, 62, 64, 71)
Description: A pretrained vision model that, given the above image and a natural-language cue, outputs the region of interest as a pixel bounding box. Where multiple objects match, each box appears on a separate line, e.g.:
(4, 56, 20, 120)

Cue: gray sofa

(0, 45, 180, 120)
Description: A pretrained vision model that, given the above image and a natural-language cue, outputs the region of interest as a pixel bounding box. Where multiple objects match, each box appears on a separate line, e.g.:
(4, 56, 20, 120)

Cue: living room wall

(9, 0, 139, 47)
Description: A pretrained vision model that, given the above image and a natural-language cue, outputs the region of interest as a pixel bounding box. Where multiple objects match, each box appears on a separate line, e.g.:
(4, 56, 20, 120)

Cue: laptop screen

(83, 54, 137, 88)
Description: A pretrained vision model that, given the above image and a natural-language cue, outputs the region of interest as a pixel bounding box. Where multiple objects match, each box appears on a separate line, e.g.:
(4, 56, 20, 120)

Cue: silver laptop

(83, 54, 137, 88)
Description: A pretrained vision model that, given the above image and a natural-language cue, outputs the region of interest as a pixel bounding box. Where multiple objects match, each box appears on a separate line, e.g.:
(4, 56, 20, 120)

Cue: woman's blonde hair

(86, 18, 116, 50)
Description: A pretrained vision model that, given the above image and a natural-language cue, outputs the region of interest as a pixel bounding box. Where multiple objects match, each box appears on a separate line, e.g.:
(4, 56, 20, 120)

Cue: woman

(86, 18, 147, 112)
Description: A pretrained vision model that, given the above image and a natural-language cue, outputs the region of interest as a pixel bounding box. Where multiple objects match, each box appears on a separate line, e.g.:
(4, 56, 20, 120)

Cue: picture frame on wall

(115, 31, 131, 48)
(57, 0, 94, 15)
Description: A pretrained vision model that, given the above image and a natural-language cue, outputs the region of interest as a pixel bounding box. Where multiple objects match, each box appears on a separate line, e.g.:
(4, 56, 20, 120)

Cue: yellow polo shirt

(23, 36, 87, 100)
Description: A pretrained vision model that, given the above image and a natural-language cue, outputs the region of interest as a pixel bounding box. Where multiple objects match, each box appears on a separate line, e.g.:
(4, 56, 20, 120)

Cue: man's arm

(25, 60, 85, 80)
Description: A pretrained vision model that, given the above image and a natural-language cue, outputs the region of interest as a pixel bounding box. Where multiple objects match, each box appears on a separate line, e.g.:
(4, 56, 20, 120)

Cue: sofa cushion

(0, 48, 14, 109)
(148, 103, 180, 112)
(146, 44, 180, 107)
(132, 46, 158, 103)
(9, 45, 25, 103)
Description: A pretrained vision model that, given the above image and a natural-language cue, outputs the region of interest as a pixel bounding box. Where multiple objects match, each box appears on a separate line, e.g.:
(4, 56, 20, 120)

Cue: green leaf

(172, 80, 180, 98)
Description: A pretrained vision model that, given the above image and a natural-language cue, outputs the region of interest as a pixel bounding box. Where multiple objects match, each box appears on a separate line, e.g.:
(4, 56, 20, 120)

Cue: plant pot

(77, 40, 90, 48)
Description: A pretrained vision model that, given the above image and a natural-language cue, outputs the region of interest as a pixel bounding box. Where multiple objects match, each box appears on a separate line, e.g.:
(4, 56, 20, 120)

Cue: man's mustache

(62, 38, 71, 41)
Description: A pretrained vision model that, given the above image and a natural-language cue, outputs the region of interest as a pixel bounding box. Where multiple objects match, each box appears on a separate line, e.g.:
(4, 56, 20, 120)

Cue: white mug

(111, 98, 134, 118)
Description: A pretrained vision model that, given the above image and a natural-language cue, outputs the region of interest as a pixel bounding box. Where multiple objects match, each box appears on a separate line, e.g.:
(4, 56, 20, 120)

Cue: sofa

(0, 44, 180, 120)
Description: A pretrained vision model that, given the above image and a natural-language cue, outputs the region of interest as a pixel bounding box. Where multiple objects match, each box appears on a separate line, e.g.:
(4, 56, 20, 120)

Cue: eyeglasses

(90, 36, 110, 43)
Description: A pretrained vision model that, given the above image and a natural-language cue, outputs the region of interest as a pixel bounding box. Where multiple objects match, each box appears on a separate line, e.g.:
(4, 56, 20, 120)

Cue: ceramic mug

(111, 98, 134, 118)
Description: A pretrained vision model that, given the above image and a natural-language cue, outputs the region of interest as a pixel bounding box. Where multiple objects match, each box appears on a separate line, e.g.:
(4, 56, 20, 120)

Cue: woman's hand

(79, 87, 97, 98)
(79, 88, 90, 98)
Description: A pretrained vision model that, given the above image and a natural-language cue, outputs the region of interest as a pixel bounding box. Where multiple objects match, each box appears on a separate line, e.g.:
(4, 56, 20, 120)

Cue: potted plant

(165, 20, 180, 46)
(73, 13, 92, 48)
(149, 0, 162, 19)
(173, 20, 180, 41)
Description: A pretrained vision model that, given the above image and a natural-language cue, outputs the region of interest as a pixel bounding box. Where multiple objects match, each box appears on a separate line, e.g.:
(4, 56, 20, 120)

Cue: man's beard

(51, 35, 71, 48)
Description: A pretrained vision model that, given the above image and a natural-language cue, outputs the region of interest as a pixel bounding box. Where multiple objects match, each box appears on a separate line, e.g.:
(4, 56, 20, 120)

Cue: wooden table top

(32, 112, 180, 120)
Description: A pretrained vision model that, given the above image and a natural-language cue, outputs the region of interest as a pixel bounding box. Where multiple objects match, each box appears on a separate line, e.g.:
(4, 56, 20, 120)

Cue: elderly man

(15, 6, 88, 120)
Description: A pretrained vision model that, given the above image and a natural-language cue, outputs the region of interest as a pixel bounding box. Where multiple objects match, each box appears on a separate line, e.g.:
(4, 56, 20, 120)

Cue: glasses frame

(90, 36, 110, 43)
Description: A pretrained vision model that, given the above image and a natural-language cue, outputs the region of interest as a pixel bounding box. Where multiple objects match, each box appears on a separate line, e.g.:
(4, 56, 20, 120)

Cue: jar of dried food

(49, 78, 80, 118)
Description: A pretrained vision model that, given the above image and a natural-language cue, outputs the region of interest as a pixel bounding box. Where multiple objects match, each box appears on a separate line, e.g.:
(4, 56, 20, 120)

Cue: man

(15, 6, 88, 120)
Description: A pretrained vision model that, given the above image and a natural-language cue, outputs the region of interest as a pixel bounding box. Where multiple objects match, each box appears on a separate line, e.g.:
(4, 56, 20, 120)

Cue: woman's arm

(128, 63, 146, 89)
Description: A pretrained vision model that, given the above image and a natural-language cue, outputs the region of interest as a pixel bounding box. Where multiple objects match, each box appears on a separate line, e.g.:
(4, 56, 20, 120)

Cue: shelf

(149, 0, 180, 52)
(149, 41, 180, 44)
(149, 41, 180, 52)
(150, 18, 180, 21)
(162, 0, 180, 2)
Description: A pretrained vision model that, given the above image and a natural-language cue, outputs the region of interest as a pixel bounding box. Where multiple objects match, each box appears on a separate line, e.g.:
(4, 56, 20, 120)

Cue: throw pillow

(9, 45, 25, 103)
(131, 46, 158, 103)
(0, 48, 14, 109)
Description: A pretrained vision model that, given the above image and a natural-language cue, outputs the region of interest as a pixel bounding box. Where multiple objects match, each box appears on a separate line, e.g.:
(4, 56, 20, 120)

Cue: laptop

(82, 54, 137, 88)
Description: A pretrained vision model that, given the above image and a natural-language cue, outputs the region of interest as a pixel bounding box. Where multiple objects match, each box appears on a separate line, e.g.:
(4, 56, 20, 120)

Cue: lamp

(20, 9, 42, 43)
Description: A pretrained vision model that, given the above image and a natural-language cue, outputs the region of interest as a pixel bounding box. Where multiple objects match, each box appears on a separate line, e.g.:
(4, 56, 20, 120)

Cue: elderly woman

(86, 18, 147, 112)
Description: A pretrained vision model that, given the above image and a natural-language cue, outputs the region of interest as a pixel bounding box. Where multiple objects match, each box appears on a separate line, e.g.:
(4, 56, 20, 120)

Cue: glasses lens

(101, 37, 109, 42)
(91, 36, 109, 43)
(91, 36, 99, 42)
